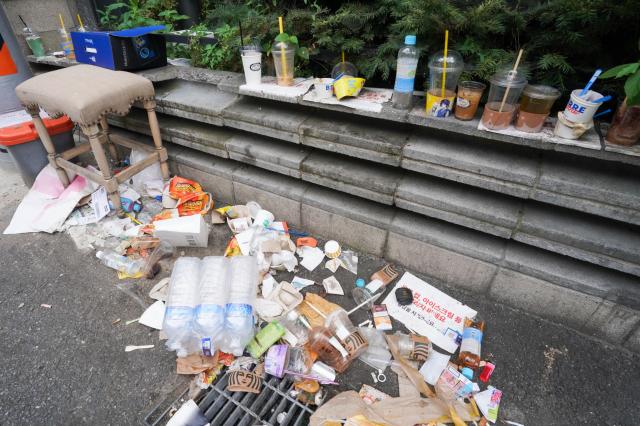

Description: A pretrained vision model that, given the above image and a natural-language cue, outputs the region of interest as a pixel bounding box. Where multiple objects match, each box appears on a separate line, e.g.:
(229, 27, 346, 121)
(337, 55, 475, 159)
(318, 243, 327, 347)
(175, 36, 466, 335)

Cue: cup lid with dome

(428, 49, 464, 73)
(490, 68, 528, 89)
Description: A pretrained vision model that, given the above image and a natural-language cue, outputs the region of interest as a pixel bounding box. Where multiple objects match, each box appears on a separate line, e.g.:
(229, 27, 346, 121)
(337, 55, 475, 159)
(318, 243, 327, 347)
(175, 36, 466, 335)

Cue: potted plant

(600, 53, 640, 146)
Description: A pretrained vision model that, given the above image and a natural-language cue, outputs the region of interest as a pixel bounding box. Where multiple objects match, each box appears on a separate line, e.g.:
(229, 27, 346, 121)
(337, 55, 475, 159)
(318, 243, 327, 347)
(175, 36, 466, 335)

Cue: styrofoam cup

(314, 78, 334, 99)
(563, 89, 602, 124)
(241, 50, 262, 86)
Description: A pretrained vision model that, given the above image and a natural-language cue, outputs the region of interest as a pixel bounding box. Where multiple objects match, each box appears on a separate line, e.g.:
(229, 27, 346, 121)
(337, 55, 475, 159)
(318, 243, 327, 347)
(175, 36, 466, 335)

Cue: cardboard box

(154, 214, 209, 248)
(70, 25, 167, 71)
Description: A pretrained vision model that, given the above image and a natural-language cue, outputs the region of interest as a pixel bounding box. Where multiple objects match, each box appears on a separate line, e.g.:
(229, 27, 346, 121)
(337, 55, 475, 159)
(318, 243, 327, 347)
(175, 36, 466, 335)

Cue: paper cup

(314, 78, 334, 99)
(324, 240, 341, 259)
(563, 89, 602, 124)
(241, 50, 262, 86)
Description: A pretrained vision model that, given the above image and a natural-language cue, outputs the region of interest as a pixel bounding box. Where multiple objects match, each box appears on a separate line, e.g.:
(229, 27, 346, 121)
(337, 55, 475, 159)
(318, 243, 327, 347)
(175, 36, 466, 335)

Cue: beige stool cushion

(15, 64, 155, 126)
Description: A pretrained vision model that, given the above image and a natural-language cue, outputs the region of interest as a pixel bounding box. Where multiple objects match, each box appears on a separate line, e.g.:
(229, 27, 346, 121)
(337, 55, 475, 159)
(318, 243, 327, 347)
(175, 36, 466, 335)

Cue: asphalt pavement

(0, 156, 639, 425)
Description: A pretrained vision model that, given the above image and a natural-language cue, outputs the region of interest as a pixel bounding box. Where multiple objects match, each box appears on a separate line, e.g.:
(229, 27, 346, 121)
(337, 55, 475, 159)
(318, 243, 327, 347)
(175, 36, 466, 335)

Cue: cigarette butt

(40, 304, 52, 308)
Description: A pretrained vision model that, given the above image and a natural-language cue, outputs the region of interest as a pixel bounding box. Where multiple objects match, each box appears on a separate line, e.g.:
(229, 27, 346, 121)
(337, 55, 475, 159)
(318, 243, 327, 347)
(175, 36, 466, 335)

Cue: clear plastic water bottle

(163, 257, 202, 357)
(95, 250, 143, 275)
(193, 256, 229, 356)
(392, 35, 419, 110)
(221, 255, 258, 355)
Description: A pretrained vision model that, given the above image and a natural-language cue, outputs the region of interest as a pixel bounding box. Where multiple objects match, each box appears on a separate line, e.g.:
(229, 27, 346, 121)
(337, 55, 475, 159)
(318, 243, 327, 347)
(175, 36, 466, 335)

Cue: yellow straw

(59, 14, 69, 41)
(277, 16, 288, 84)
(441, 30, 449, 98)
(77, 14, 84, 29)
(342, 50, 345, 63)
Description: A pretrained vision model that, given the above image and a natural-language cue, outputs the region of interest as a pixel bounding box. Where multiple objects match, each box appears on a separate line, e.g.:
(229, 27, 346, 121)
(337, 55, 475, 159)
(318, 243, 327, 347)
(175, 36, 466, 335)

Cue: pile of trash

(4, 158, 503, 425)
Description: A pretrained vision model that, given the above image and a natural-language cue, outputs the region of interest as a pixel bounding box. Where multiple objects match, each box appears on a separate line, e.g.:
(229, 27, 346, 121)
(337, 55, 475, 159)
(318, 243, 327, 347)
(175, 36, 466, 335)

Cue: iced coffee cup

(241, 47, 262, 86)
(454, 81, 486, 121)
(481, 69, 527, 130)
(515, 85, 560, 133)
(426, 50, 464, 118)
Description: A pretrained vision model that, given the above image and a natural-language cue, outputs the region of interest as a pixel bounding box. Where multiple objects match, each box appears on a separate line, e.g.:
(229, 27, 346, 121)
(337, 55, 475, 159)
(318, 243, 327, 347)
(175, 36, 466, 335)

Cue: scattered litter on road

(18, 303, 24, 308)
(124, 344, 154, 352)
(322, 275, 344, 295)
(112, 318, 121, 325)
(40, 304, 51, 308)
(125, 318, 139, 325)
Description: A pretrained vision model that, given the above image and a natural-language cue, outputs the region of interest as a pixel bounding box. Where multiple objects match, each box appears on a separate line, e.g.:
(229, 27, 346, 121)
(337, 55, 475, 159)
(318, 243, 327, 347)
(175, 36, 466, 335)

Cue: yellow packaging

(333, 77, 365, 100)
(426, 91, 455, 117)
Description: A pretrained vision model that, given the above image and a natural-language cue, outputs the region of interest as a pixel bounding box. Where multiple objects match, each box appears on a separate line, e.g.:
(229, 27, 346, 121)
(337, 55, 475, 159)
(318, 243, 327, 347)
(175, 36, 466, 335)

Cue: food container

(426, 50, 464, 117)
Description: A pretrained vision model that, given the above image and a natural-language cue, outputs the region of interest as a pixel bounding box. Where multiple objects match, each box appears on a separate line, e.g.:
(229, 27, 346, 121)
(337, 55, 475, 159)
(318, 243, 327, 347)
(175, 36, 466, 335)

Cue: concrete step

(144, 81, 640, 227)
(110, 115, 640, 277)
(165, 141, 640, 353)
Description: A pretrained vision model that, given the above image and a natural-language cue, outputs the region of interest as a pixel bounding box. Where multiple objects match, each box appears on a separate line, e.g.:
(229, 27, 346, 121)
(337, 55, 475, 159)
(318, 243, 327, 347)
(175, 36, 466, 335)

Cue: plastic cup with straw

(273, 16, 293, 86)
(426, 30, 463, 117)
(58, 13, 75, 59)
(480, 49, 528, 130)
(498, 49, 524, 113)
(77, 14, 86, 32)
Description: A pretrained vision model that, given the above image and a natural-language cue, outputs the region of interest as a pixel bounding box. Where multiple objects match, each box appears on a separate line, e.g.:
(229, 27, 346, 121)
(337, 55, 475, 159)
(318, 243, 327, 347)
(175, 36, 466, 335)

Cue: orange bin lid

(0, 115, 74, 146)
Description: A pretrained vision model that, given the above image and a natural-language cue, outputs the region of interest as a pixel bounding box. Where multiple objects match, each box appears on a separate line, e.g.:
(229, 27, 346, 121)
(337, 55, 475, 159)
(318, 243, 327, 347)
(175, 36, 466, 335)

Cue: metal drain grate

(144, 368, 315, 426)
(199, 370, 315, 426)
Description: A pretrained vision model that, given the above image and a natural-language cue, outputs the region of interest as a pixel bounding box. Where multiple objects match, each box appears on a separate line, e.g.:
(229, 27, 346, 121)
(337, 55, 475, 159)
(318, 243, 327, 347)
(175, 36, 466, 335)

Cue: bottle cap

(395, 287, 413, 305)
(355, 278, 365, 288)
(461, 367, 474, 380)
(404, 35, 416, 45)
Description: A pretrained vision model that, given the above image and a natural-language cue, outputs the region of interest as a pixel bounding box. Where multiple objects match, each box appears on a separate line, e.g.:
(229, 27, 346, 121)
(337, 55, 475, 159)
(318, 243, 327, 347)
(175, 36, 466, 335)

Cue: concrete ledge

(515, 204, 640, 277)
(226, 133, 311, 179)
(299, 112, 409, 166)
(222, 98, 310, 144)
(301, 151, 401, 206)
(396, 174, 521, 238)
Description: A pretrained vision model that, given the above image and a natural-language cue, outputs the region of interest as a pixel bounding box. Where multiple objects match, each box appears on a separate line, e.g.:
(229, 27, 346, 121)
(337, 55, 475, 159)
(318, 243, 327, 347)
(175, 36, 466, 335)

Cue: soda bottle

(392, 35, 419, 110)
(458, 317, 485, 368)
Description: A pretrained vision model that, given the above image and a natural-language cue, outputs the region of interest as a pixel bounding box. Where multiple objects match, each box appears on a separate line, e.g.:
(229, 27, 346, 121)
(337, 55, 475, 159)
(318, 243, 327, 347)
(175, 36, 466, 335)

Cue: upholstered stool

(15, 64, 169, 214)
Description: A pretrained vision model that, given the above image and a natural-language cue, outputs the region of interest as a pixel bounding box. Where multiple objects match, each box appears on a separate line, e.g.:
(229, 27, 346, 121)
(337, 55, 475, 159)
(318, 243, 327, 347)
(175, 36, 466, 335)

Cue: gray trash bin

(0, 115, 75, 187)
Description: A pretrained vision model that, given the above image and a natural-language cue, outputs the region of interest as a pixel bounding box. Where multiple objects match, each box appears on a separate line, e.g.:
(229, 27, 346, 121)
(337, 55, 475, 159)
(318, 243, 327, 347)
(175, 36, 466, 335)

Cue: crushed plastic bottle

(162, 257, 201, 357)
(95, 250, 143, 275)
(193, 256, 229, 356)
(220, 255, 258, 355)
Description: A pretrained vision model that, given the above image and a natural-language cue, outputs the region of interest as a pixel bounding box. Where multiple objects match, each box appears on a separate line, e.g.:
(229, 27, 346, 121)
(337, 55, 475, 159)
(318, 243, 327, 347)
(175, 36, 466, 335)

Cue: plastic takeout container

(515, 84, 561, 133)
(481, 69, 527, 130)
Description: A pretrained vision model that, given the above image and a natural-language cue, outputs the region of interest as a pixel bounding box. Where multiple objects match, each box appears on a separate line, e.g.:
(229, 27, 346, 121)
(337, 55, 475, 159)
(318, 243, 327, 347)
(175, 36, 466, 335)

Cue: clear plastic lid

(522, 84, 561, 100)
(490, 69, 527, 89)
(273, 40, 294, 51)
(428, 50, 464, 72)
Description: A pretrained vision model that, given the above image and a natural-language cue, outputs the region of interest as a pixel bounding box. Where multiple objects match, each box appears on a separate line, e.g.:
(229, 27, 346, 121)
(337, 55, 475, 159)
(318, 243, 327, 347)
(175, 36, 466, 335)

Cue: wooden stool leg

(82, 124, 122, 215)
(28, 108, 70, 186)
(143, 99, 170, 180)
(100, 116, 119, 163)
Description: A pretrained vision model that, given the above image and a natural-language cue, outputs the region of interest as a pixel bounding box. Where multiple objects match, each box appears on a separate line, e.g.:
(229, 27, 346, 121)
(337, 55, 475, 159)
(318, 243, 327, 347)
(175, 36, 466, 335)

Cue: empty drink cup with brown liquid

(455, 81, 486, 120)
(515, 85, 560, 133)
(426, 50, 464, 118)
(481, 69, 527, 130)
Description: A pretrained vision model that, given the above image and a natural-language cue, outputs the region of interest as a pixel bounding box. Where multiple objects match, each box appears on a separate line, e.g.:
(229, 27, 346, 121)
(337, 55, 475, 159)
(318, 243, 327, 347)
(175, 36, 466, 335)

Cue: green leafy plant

(600, 58, 640, 106)
(273, 32, 309, 61)
(98, 0, 187, 31)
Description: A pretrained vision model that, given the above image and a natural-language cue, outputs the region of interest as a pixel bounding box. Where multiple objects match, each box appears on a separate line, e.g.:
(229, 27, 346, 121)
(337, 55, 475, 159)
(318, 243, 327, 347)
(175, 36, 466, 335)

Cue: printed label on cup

(456, 97, 471, 108)
(426, 94, 455, 117)
(250, 63, 261, 71)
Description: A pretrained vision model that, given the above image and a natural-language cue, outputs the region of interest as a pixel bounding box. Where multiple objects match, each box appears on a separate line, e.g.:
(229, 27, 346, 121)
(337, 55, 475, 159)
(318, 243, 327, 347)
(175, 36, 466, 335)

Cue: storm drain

(145, 368, 315, 426)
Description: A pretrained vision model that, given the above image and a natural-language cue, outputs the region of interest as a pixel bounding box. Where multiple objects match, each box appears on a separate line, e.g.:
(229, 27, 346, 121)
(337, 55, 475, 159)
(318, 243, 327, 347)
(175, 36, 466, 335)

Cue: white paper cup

(314, 78, 334, 99)
(241, 51, 262, 86)
(563, 89, 602, 124)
